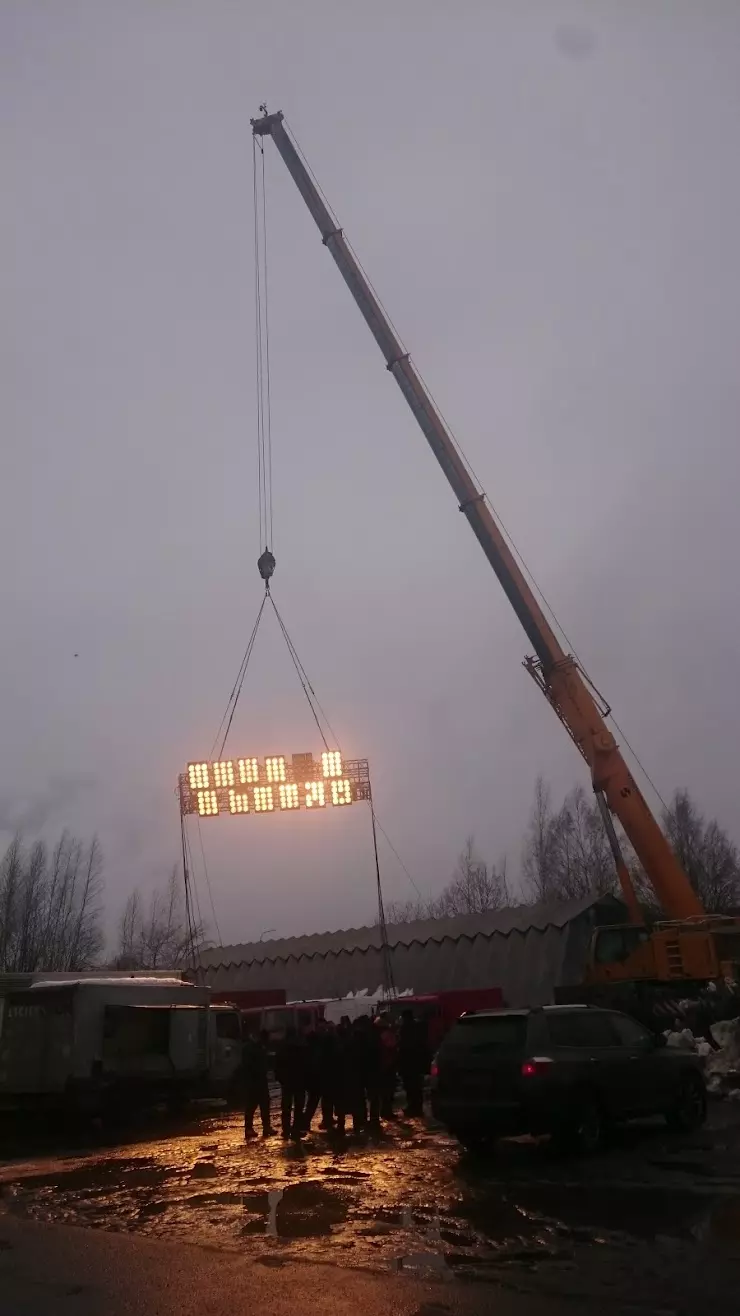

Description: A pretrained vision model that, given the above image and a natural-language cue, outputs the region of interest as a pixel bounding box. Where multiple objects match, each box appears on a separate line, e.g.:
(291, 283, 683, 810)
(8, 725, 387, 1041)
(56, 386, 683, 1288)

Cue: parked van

(0, 977, 212, 1114)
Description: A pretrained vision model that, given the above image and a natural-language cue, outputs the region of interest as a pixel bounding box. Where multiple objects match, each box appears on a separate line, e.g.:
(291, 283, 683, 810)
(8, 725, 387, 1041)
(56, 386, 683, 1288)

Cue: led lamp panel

(179, 753, 371, 817)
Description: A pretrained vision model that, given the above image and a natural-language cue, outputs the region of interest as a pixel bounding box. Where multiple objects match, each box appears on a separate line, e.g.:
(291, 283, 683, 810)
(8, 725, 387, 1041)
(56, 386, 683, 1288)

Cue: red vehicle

(240, 1001, 325, 1048)
(385, 988, 504, 1052)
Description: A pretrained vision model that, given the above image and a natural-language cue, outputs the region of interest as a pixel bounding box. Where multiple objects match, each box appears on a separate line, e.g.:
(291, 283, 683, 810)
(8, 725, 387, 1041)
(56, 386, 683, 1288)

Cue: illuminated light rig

(178, 751, 371, 818)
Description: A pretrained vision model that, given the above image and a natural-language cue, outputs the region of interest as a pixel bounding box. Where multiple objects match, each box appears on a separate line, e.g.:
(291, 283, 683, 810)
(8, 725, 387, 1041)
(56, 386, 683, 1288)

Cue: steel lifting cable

(195, 122, 344, 954)
(204, 141, 275, 769)
(209, 586, 338, 762)
(211, 590, 269, 760)
(213, 117, 339, 764)
(253, 131, 275, 581)
(267, 592, 340, 753)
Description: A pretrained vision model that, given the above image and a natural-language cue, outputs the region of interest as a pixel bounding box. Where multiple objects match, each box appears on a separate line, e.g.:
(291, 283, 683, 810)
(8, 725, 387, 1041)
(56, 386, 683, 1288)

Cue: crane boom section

(253, 110, 703, 923)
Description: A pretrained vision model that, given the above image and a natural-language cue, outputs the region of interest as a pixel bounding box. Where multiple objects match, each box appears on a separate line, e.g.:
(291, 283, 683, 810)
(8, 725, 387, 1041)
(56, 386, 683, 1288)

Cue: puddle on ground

(2, 1108, 740, 1281)
(394, 1250, 452, 1279)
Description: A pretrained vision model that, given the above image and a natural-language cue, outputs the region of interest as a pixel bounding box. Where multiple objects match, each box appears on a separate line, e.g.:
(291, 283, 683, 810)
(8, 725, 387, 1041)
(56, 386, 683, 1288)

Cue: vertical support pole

(180, 811, 199, 974)
(370, 801, 396, 1000)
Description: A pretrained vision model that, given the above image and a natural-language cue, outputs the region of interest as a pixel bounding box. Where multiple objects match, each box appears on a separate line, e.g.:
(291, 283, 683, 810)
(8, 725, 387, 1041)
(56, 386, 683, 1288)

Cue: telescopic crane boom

(252, 109, 702, 925)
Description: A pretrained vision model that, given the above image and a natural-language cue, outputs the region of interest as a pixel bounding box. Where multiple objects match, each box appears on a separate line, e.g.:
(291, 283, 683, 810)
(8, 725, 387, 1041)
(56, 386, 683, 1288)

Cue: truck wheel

(554, 1094, 603, 1155)
(666, 1073, 707, 1133)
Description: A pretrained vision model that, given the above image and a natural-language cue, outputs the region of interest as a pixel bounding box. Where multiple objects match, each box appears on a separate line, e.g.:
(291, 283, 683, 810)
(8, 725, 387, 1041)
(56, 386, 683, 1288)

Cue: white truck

(0, 978, 243, 1114)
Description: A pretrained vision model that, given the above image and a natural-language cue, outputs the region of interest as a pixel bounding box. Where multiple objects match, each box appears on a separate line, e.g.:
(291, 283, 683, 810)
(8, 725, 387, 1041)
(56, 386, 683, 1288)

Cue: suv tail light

(521, 1056, 554, 1077)
(430, 1059, 439, 1079)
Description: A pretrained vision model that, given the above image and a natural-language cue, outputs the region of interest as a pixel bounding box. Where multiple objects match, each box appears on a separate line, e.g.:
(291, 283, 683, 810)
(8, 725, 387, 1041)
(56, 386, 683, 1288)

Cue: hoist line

(252, 134, 274, 555)
(252, 135, 266, 553)
(260, 141, 274, 551)
(251, 137, 265, 555)
(211, 590, 269, 760)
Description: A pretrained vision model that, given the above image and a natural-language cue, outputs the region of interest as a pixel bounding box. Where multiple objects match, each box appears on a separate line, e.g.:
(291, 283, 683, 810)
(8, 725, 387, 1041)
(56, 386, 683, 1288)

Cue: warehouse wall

(198, 912, 595, 1007)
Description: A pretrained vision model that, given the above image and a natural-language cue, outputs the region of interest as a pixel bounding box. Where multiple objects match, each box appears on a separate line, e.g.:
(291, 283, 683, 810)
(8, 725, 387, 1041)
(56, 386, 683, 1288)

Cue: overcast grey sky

(3, 1, 740, 946)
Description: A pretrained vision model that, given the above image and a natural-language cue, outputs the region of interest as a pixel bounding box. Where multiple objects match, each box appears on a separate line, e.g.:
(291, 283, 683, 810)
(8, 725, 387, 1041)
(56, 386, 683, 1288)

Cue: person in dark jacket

(377, 1014, 398, 1119)
(334, 1017, 364, 1135)
(303, 1020, 337, 1132)
(349, 1014, 381, 1131)
(398, 1010, 428, 1117)
(243, 1028, 274, 1139)
(274, 1025, 307, 1139)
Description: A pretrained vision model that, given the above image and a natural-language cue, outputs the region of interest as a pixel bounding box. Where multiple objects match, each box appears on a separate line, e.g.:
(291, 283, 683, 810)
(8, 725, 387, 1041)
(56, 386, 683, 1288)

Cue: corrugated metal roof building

(196, 894, 625, 1007)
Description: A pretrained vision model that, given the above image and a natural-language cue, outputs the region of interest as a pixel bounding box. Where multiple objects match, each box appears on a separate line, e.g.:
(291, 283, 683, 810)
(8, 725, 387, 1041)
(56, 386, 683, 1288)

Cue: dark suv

(430, 1005, 706, 1154)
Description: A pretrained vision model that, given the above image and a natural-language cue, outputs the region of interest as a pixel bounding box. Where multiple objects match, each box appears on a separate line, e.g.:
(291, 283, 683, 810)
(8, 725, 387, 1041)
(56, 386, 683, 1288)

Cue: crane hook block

(257, 549, 276, 583)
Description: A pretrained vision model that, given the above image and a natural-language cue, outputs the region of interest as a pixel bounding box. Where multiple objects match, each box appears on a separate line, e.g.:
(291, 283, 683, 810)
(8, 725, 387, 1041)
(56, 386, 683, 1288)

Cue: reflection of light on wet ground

(394, 1250, 451, 1279)
(2, 1107, 740, 1294)
(266, 1189, 283, 1238)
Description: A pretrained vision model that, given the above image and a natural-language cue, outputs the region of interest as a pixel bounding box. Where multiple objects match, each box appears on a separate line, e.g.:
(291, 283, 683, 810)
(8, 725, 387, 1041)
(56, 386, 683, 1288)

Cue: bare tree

(0, 832, 104, 972)
(550, 786, 617, 901)
(436, 837, 510, 916)
(522, 775, 559, 902)
(383, 837, 509, 924)
(384, 897, 435, 925)
(117, 887, 143, 967)
(113, 868, 203, 969)
(522, 778, 618, 905)
(663, 789, 740, 913)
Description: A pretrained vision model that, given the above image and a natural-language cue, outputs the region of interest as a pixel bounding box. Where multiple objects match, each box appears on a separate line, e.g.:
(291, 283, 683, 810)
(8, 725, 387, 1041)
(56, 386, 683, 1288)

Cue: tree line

(0, 832, 104, 972)
(1, 779, 738, 970)
(0, 835, 198, 974)
(384, 778, 740, 922)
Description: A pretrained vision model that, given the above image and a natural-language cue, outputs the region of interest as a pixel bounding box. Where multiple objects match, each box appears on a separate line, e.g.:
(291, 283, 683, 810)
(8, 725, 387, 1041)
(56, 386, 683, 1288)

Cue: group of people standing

(242, 1010, 430, 1140)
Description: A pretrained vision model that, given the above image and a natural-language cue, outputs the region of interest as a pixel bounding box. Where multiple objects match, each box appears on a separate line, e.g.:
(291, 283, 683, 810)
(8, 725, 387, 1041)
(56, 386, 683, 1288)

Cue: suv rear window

(442, 1015, 527, 1053)
(546, 1011, 618, 1048)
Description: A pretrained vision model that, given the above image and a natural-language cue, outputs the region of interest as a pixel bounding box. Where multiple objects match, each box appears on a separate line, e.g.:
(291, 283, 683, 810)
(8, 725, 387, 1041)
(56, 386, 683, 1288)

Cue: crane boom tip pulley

(251, 108, 283, 136)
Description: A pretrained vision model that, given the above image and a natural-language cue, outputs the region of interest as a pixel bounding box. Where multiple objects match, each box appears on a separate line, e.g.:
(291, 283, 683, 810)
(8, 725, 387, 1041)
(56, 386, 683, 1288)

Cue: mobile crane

(252, 109, 740, 997)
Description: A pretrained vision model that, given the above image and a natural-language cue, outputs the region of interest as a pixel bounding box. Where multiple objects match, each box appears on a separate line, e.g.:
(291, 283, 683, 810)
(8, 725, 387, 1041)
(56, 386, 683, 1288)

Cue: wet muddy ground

(3, 1098, 740, 1309)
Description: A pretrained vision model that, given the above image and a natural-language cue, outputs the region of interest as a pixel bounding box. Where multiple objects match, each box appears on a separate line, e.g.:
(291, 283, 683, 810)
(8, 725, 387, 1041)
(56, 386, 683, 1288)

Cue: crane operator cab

(587, 920, 740, 985)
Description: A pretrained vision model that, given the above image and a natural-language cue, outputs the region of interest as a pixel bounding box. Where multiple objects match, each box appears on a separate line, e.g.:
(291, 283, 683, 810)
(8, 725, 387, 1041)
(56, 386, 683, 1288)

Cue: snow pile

(664, 1028, 698, 1050)
(704, 1017, 740, 1094)
(662, 1028, 712, 1057)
